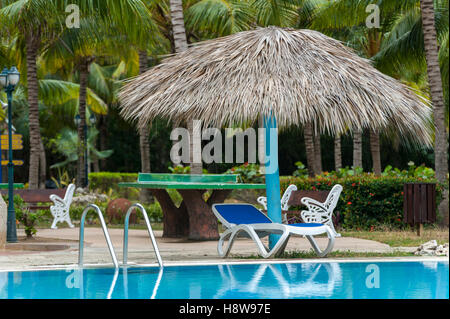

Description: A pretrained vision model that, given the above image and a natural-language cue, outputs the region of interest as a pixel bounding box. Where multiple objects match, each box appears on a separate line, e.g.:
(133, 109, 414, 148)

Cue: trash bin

(403, 183, 436, 235)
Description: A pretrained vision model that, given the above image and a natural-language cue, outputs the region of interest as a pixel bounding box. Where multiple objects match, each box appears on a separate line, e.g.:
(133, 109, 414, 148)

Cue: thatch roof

(119, 27, 431, 143)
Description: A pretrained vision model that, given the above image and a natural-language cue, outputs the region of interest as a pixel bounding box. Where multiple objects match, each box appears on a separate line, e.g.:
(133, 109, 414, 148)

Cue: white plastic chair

(257, 184, 297, 224)
(212, 203, 335, 258)
(300, 184, 342, 238)
(49, 184, 76, 229)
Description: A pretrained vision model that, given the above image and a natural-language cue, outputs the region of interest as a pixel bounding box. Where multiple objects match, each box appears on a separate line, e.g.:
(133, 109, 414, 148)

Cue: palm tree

(41, 1, 157, 186)
(0, 0, 61, 189)
(419, 0, 449, 224)
(168, 0, 204, 174)
(419, 0, 448, 184)
(49, 127, 113, 172)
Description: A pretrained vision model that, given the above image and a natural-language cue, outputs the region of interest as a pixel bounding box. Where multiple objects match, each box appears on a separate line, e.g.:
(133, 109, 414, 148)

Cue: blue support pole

(263, 115, 282, 249)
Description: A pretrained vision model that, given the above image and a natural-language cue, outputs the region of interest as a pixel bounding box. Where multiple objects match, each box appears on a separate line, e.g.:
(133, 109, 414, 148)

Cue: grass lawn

(234, 250, 417, 259)
(341, 226, 449, 247)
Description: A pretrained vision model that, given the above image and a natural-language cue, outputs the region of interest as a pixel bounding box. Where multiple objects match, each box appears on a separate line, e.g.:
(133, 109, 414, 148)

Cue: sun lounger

(212, 203, 335, 258)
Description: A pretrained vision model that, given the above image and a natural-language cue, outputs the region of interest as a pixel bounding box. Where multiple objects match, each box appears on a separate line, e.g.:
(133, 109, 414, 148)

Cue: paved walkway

(0, 227, 414, 271)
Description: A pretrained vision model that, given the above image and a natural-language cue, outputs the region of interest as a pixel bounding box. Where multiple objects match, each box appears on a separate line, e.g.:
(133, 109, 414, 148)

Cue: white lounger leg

(218, 225, 291, 259)
(305, 226, 335, 257)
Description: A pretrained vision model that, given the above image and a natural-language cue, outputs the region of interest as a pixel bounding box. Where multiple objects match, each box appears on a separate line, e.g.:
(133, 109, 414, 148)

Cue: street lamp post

(0, 66, 20, 243)
(75, 114, 96, 188)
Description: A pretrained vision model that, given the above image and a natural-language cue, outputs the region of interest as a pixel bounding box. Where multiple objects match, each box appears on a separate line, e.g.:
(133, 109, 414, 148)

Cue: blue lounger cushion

(214, 204, 272, 224)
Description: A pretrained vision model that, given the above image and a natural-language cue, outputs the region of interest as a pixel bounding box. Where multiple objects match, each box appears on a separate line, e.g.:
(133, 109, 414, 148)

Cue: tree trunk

(153, 189, 189, 238)
(76, 60, 90, 188)
(353, 130, 363, 169)
(187, 119, 203, 174)
(99, 115, 108, 170)
(138, 49, 153, 202)
(138, 49, 151, 175)
(370, 129, 382, 175)
(169, 0, 188, 53)
(39, 139, 46, 189)
(169, 0, 202, 174)
(420, 0, 449, 224)
(313, 131, 322, 173)
(304, 122, 317, 177)
(334, 134, 342, 171)
(26, 30, 42, 190)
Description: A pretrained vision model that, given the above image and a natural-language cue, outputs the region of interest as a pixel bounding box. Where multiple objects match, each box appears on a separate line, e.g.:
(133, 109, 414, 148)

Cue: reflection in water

(214, 263, 342, 299)
(0, 261, 448, 299)
(121, 267, 163, 299)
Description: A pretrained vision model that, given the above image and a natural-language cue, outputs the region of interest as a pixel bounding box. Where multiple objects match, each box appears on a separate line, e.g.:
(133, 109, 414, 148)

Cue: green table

(0, 183, 24, 190)
(119, 173, 265, 240)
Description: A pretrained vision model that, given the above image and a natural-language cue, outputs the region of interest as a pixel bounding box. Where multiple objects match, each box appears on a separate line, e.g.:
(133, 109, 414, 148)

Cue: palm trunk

(353, 130, 363, 169)
(304, 122, 317, 177)
(39, 139, 46, 189)
(76, 60, 89, 188)
(169, 0, 188, 52)
(99, 115, 108, 170)
(138, 50, 153, 202)
(138, 50, 151, 173)
(160, 0, 194, 238)
(420, 0, 449, 225)
(313, 131, 322, 173)
(370, 129, 382, 175)
(26, 30, 42, 190)
(187, 119, 203, 174)
(334, 134, 342, 171)
(169, 0, 202, 174)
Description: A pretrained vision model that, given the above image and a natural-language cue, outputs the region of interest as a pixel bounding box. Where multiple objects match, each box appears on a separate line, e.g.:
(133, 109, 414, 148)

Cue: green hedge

(89, 172, 139, 199)
(280, 175, 446, 230)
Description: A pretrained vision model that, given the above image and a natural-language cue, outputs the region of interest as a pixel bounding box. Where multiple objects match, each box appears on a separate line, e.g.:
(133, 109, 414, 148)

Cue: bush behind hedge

(89, 172, 139, 199)
(280, 175, 445, 230)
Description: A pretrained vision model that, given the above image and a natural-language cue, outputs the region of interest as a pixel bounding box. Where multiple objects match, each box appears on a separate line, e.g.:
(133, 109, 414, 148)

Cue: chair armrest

(257, 197, 267, 210)
(49, 195, 65, 206)
(301, 197, 327, 211)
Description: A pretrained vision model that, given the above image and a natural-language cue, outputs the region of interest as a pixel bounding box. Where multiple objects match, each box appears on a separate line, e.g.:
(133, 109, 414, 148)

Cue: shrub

(280, 174, 445, 230)
(89, 172, 139, 199)
(381, 161, 436, 179)
(168, 164, 208, 174)
(292, 161, 308, 177)
(226, 163, 264, 183)
(5, 195, 46, 238)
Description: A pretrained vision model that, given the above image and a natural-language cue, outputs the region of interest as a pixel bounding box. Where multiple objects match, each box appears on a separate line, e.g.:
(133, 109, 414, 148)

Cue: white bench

(50, 184, 76, 229)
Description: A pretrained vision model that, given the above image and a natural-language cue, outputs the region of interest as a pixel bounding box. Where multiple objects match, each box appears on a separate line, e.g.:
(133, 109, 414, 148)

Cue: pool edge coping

(0, 256, 448, 273)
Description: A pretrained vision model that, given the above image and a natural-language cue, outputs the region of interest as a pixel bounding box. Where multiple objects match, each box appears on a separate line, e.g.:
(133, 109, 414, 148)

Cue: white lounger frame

(212, 203, 335, 258)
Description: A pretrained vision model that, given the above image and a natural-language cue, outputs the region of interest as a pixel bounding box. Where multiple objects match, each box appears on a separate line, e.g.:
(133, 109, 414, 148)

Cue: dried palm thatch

(119, 27, 432, 143)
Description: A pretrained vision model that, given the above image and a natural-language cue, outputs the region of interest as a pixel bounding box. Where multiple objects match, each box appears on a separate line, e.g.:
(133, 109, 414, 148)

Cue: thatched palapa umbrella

(119, 27, 431, 246)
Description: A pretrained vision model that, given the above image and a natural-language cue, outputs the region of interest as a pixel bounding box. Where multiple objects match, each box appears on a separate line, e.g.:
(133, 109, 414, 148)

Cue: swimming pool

(0, 260, 448, 299)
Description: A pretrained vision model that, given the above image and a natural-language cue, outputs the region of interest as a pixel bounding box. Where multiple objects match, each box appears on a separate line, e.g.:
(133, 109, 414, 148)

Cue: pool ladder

(78, 204, 163, 269)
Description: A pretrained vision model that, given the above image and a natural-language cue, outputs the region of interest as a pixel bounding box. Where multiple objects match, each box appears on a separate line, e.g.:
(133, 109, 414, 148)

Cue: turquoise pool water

(0, 261, 448, 299)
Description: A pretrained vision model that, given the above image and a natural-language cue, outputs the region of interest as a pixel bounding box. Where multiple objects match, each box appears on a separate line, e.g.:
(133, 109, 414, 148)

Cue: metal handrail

(78, 204, 119, 268)
(123, 203, 163, 268)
